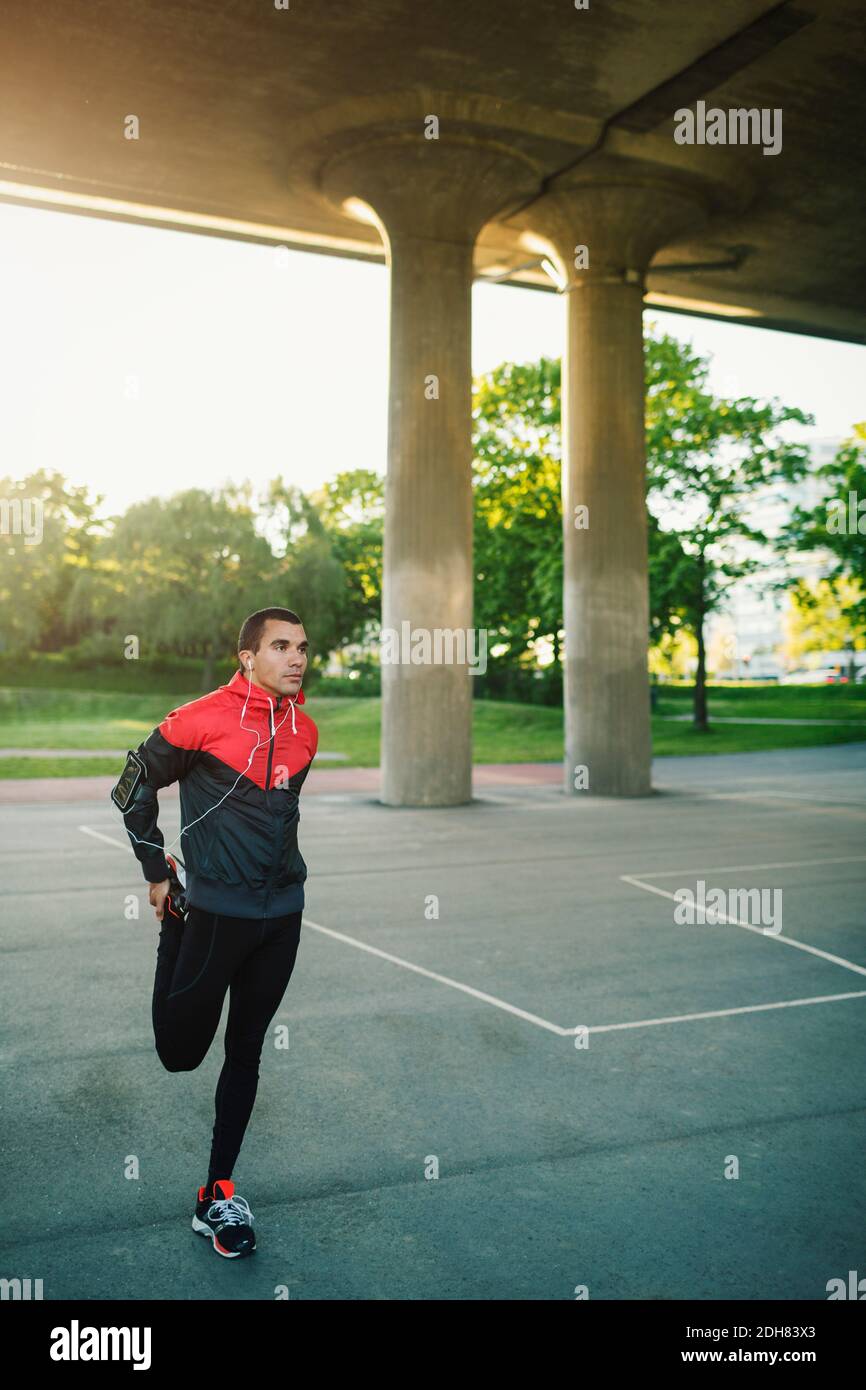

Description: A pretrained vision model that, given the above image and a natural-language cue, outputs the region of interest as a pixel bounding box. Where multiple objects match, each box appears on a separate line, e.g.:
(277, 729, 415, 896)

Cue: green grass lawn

(0, 683, 865, 777)
(654, 681, 866, 722)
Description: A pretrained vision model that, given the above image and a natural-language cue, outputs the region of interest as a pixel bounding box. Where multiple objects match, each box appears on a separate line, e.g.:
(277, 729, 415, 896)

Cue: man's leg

(152, 907, 246, 1072)
(206, 911, 303, 1189)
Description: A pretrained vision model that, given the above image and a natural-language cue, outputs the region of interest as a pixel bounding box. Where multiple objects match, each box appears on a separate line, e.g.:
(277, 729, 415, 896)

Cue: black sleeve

(112, 725, 200, 884)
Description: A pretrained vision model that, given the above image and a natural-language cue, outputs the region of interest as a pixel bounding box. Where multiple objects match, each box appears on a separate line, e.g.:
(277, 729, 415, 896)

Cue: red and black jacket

(116, 670, 318, 919)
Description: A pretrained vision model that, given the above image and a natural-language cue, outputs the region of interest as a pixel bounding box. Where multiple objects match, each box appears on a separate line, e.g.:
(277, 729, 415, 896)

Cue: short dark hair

(237, 607, 303, 669)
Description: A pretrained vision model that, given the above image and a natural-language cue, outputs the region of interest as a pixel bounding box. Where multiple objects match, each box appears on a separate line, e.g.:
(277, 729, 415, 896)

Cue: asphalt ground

(2, 742, 864, 1301)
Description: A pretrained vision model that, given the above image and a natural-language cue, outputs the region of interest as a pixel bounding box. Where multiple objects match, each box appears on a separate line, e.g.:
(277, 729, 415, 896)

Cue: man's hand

(148, 879, 171, 921)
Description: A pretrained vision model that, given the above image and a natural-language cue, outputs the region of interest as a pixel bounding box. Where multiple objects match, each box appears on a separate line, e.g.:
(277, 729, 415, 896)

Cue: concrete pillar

(320, 140, 538, 805)
(380, 231, 473, 806)
(519, 172, 709, 796)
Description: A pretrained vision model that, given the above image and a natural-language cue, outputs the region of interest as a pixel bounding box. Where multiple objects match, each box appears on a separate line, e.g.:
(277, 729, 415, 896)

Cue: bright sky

(1, 200, 863, 518)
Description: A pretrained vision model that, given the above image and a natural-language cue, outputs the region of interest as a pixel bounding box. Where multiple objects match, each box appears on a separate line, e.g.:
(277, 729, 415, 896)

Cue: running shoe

(192, 1179, 256, 1258)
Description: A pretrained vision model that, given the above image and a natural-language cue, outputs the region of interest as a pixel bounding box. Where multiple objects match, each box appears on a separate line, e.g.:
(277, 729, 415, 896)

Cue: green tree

(472, 358, 564, 684)
(0, 469, 105, 656)
(311, 469, 384, 643)
(647, 508, 695, 651)
(780, 575, 866, 675)
(780, 422, 866, 649)
(260, 479, 359, 675)
(68, 486, 277, 688)
(643, 325, 812, 728)
(470, 333, 796, 725)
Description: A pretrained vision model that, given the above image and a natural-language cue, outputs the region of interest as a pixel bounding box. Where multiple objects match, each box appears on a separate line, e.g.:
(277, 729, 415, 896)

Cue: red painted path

(0, 762, 563, 803)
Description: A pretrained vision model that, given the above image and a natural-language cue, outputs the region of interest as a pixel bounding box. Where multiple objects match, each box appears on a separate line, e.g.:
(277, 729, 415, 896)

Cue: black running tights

(151, 905, 303, 1189)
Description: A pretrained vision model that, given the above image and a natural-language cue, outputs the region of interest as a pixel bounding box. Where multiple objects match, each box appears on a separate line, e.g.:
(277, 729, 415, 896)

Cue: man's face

(241, 619, 308, 699)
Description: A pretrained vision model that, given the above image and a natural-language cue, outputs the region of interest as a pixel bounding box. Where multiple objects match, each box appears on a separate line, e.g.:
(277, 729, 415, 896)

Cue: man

(111, 607, 317, 1258)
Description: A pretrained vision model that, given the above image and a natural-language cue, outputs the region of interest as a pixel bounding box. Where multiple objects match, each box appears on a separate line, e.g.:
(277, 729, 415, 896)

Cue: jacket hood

(223, 668, 307, 710)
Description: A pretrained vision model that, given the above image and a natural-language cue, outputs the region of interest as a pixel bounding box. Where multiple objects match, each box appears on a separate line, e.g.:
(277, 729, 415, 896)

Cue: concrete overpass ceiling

(0, 0, 864, 340)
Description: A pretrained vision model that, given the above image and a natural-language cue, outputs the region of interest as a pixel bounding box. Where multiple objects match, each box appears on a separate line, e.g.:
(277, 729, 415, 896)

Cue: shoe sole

(191, 1213, 256, 1258)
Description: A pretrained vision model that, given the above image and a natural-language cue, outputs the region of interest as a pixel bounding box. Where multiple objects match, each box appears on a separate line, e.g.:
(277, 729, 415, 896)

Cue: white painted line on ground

(579, 990, 866, 1033)
(623, 855, 866, 879)
(77, 825, 569, 1035)
(301, 922, 866, 1035)
(692, 788, 866, 806)
(78, 826, 866, 1037)
(621, 873, 866, 978)
(751, 791, 866, 806)
(79, 824, 134, 852)
(302, 919, 570, 1035)
(689, 790, 866, 815)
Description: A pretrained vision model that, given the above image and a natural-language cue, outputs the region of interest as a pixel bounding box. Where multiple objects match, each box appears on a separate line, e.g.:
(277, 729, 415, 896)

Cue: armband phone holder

(111, 749, 146, 811)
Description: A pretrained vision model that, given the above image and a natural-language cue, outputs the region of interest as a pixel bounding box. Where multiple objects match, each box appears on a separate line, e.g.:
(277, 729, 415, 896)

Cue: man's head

(237, 607, 308, 700)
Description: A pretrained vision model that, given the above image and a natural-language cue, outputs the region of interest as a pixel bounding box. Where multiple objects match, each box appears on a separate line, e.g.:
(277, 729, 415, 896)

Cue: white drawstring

(265, 689, 296, 733)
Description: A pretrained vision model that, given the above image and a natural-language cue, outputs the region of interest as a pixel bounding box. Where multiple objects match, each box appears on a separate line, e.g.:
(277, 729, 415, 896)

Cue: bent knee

(155, 1043, 206, 1073)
